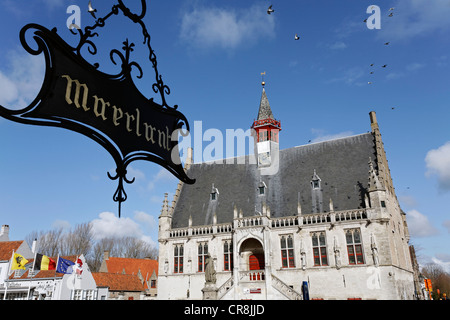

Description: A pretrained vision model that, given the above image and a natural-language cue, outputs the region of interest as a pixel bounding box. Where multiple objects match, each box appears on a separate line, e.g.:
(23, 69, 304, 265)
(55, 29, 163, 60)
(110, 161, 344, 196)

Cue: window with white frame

(198, 242, 208, 272)
(280, 235, 295, 268)
(223, 240, 233, 271)
(346, 229, 365, 265)
(174, 244, 184, 273)
(312, 232, 328, 266)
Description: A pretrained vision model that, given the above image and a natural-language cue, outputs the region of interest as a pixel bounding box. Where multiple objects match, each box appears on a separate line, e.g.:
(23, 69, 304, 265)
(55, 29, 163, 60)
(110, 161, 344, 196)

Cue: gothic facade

(157, 86, 416, 300)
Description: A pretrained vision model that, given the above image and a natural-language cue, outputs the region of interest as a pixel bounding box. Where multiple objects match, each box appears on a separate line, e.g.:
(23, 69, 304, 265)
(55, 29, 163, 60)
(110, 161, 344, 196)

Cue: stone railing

(168, 209, 368, 238)
(236, 216, 264, 228)
(271, 274, 302, 300)
(169, 223, 233, 238)
(217, 276, 234, 299)
(239, 270, 265, 282)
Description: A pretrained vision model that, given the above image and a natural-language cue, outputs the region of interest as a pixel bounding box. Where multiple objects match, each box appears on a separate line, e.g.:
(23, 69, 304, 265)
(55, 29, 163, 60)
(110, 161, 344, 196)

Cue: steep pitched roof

(92, 272, 145, 292)
(0, 241, 24, 261)
(257, 88, 275, 120)
(171, 133, 376, 228)
(103, 257, 158, 280)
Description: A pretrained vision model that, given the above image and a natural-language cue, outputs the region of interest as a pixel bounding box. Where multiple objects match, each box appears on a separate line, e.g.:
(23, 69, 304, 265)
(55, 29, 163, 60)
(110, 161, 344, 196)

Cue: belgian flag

(34, 254, 56, 270)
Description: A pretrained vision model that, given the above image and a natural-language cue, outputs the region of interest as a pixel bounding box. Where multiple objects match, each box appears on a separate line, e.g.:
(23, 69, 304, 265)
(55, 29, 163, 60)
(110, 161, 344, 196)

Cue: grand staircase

(217, 273, 302, 300)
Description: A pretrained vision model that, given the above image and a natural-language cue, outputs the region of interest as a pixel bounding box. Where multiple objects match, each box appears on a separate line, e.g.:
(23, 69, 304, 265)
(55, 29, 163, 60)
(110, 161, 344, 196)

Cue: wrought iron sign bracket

(0, 0, 195, 217)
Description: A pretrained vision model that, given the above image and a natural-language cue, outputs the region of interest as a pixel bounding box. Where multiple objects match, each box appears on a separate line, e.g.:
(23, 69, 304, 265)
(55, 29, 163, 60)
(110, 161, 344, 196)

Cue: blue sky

(0, 0, 449, 272)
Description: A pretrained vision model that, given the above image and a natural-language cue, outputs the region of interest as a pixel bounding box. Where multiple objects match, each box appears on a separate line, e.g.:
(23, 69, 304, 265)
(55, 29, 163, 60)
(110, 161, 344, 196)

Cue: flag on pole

(56, 257, 75, 274)
(11, 253, 28, 270)
(34, 254, 56, 270)
(74, 258, 83, 275)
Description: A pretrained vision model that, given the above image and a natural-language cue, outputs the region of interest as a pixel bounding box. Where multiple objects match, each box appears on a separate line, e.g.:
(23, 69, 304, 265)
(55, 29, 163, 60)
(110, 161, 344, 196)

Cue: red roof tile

(105, 257, 158, 277)
(0, 241, 24, 260)
(92, 272, 145, 292)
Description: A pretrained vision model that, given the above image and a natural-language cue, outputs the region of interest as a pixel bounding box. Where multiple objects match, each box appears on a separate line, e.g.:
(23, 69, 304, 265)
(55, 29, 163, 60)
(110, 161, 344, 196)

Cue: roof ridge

(292, 132, 371, 148)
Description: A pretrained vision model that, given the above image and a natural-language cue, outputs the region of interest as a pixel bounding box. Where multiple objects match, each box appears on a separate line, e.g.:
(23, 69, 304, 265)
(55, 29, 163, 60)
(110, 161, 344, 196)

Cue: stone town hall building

(157, 84, 417, 300)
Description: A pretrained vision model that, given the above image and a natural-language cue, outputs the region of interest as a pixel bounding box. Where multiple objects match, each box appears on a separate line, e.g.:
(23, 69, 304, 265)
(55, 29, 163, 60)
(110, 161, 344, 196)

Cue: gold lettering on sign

(92, 95, 109, 121)
(62, 75, 89, 111)
(60, 74, 173, 152)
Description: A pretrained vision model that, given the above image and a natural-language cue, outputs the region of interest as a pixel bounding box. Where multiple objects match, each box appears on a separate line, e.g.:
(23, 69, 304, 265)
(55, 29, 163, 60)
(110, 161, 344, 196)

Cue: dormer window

(311, 170, 321, 190)
(211, 184, 219, 201)
(258, 180, 267, 195)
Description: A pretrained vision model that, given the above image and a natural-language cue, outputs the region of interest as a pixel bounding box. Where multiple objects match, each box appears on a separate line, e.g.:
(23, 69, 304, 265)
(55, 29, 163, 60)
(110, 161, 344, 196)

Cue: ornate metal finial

(261, 71, 266, 87)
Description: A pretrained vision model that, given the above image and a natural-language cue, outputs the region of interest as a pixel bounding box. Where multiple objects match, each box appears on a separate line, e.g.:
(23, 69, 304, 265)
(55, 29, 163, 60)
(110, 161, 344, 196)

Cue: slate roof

(171, 132, 376, 228)
(256, 88, 275, 120)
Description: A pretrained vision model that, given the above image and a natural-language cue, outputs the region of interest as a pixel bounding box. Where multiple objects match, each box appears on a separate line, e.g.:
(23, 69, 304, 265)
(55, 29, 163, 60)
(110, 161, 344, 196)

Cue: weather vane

(261, 71, 266, 87)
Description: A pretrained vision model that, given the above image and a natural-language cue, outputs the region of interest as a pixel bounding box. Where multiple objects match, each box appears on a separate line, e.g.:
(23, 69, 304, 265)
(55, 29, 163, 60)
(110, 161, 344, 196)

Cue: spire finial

(261, 71, 266, 87)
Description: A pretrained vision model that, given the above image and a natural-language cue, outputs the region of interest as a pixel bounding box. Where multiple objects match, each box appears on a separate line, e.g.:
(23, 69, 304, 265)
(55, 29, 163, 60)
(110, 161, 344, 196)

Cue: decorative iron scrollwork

(0, 1, 195, 218)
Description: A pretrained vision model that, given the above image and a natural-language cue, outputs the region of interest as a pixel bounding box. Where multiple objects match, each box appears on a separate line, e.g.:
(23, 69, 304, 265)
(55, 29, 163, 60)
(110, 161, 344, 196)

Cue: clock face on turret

(258, 151, 271, 167)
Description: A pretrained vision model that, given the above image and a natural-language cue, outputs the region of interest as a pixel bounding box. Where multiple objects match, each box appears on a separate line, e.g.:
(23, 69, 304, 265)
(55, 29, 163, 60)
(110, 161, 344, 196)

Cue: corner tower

(251, 81, 281, 173)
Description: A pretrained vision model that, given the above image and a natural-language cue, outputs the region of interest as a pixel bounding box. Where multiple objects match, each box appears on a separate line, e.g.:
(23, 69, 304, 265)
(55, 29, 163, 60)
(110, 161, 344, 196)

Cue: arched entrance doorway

(239, 238, 265, 281)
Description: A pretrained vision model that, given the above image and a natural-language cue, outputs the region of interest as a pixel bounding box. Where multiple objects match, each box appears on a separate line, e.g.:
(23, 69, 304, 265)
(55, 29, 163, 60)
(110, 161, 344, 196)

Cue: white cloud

(398, 195, 418, 208)
(51, 220, 71, 230)
(133, 211, 157, 230)
(179, 3, 275, 50)
(406, 63, 426, 72)
(425, 141, 450, 191)
(443, 220, 450, 233)
(405, 209, 439, 238)
(91, 211, 149, 242)
(126, 166, 146, 182)
(0, 50, 44, 110)
(378, 0, 450, 41)
(41, 0, 65, 8)
(329, 41, 347, 50)
(310, 129, 354, 143)
(432, 256, 450, 274)
(325, 67, 365, 86)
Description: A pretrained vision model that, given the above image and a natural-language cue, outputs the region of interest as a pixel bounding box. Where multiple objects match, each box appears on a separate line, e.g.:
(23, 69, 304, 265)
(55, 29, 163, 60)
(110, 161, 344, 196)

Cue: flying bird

(363, 18, 367, 23)
(389, 7, 395, 11)
(370, 64, 374, 66)
(368, 82, 372, 84)
(294, 34, 300, 40)
(88, 1, 97, 19)
(267, 5, 274, 15)
(384, 42, 390, 45)
(382, 64, 387, 68)
(388, 12, 394, 17)
(370, 71, 374, 74)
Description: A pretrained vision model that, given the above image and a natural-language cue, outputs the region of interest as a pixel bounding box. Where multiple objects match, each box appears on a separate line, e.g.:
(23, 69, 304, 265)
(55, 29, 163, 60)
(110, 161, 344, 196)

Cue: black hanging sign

(0, 1, 195, 216)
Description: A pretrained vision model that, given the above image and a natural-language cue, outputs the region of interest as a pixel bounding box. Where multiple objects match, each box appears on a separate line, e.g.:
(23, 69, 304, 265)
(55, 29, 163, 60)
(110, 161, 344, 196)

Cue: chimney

(104, 251, 110, 260)
(369, 111, 379, 131)
(0, 225, 10, 241)
(32, 238, 37, 253)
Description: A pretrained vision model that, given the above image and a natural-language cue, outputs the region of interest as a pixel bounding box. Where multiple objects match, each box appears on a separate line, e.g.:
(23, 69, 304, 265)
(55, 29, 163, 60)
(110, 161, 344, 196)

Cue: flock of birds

(366, 7, 396, 86)
(266, 4, 398, 112)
